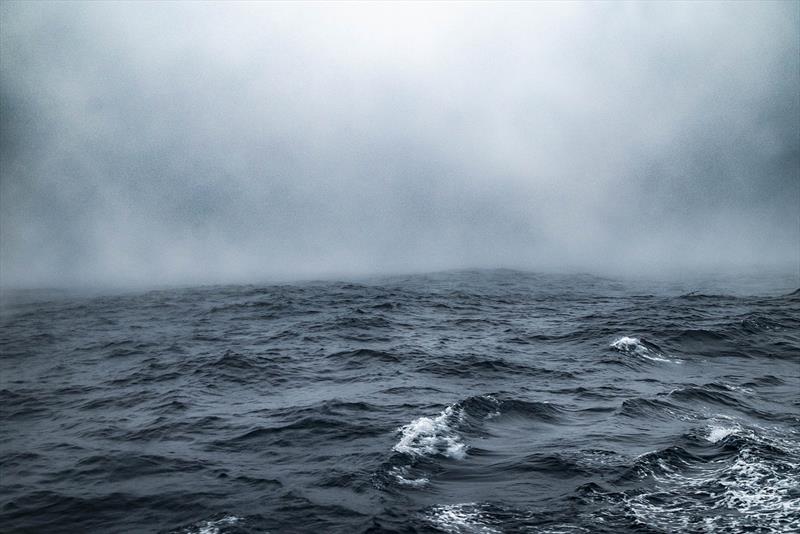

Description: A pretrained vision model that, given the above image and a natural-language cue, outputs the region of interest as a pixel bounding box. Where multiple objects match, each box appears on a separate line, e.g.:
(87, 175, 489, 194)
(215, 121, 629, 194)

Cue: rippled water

(1, 270, 798, 533)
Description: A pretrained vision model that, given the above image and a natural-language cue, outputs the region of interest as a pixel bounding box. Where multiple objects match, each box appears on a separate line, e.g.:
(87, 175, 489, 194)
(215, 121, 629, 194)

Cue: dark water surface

(1, 270, 799, 533)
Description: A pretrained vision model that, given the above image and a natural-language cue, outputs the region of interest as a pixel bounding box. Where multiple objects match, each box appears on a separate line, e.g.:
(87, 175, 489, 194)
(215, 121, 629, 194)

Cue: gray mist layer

(1, 1, 798, 287)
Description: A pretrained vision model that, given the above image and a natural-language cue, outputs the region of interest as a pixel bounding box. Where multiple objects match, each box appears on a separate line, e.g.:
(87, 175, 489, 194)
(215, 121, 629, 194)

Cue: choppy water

(1, 270, 799, 533)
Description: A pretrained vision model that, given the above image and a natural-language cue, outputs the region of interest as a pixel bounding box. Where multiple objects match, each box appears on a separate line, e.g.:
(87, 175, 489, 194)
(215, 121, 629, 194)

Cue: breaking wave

(394, 404, 467, 460)
(609, 336, 679, 363)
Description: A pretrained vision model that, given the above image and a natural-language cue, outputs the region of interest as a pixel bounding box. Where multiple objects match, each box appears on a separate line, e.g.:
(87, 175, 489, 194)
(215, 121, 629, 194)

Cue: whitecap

(389, 466, 429, 487)
(178, 515, 242, 534)
(394, 405, 466, 460)
(723, 383, 755, 395)
(622, 424, 800, 532)
(706, 425, 739, 443)
(610, 336, 678, 363)
(425, 503, 501, 534)
(396, 475, 429, 487)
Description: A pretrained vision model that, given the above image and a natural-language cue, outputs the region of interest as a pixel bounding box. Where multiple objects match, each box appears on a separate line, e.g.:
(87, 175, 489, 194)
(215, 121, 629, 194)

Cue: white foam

(394, 405, 466, 459)
(610, 336, 643, 351)
(426, 503, 501, 534)
(181, 515, 242, 534)
(723, 383, 755, 395)
(706, 425, 738, 443)
(536, 526, 591, 534)
(396, 475, 429, 487)
(623, 424, 800, 532)
(389, 466, 429, 487)
(484, 394, 501, 419)
(610, 336, 677, 363)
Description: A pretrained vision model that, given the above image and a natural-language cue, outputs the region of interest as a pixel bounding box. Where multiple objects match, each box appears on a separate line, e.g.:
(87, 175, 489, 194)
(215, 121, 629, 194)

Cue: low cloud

(1, 1, 797, 286)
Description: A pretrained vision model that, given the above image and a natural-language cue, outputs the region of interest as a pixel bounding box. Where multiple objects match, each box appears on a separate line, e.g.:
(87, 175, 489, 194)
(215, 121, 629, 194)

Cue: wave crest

(393, 405, 466, 460)
(610, 336, 679, 363)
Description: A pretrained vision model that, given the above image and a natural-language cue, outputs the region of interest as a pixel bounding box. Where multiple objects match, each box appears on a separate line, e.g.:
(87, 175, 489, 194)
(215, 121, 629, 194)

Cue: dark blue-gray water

(1, 270, 799, 533)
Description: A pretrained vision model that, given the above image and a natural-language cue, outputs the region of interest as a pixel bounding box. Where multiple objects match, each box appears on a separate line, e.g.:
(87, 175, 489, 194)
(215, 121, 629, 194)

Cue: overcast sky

(1, 1, 798, 287)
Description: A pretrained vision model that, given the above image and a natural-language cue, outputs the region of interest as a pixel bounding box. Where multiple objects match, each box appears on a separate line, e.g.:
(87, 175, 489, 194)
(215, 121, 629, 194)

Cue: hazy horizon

(2, 1, 798, 288)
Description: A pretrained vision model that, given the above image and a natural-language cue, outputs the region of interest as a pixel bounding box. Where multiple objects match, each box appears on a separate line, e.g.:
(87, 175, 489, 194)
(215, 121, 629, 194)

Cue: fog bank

(1, 1, 798, 287)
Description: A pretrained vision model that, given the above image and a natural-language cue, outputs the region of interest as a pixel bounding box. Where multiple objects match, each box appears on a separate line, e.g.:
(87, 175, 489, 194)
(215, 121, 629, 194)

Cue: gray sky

(1, 1, 798, 287)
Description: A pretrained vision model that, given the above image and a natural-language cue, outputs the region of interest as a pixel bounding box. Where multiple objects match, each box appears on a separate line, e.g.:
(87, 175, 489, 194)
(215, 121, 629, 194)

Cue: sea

(1, 269, 798, 533)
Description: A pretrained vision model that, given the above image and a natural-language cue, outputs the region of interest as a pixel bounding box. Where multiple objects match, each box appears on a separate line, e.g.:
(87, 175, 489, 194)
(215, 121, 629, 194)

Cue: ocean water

(1, 270, 798, 533)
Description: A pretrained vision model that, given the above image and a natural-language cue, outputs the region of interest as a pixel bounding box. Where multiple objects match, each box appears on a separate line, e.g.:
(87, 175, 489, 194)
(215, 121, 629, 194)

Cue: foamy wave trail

(610, 336, 679, 363)
(617, 422, 800, 532)
(388, 466, 429, 487)
(173, 515, 242, 534)
(394, 405, 466, 460)
(706, 424, 740, 443)
(425, 503, 502, 534)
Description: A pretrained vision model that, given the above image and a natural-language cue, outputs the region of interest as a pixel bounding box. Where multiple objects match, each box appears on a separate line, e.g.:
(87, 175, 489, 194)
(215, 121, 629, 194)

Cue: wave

(211, 350, 259, 370)
(326, 348, 402, 364)
(215, 415, 382, 449)
(417, 358, 574, 378)
(0, 389, 50, 419)
(393, 404, 466, 460)
(676, 292, 740, 301)
(386, 394, 568, 491)
(421, 501, 583, 534)
(208, 299, 292, 314)
(379, 385, 446, 395)
(705, 422, 741, 444)
(462, 395, 565, 422)
(0, 489, 231, 533)
(393, 394, 566, 460)
(609, 336, 679, 363)
(739, 314, 784, 333)
(668, 328, 729, 347)
(622, 445, 701, 480)
(617, 397, 690, 420)
(742, 374, 785, 387)
(253, 399, 384, 423)
(666, 383, 749, 410)
(504, 452, 592, 478)
(387, 466, 429, 488)
(172, 514, 243, 534)
(424, 503, 502, 534)
(605, 420, 800, 532)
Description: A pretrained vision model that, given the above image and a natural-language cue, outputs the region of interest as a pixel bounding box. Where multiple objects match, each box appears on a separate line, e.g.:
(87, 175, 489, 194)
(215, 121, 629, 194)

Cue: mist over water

(1, 1, 798, 287)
